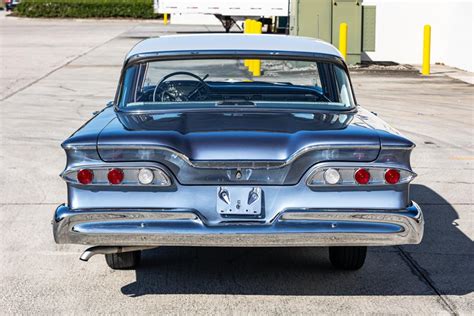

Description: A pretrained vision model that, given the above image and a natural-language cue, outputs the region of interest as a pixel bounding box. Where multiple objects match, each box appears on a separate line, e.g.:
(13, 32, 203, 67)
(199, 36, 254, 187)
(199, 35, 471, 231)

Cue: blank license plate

(216, 187, 262, 216)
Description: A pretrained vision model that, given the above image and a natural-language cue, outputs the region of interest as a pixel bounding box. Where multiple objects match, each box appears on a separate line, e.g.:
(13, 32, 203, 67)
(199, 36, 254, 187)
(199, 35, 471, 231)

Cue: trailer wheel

(215, 15, 237, 33)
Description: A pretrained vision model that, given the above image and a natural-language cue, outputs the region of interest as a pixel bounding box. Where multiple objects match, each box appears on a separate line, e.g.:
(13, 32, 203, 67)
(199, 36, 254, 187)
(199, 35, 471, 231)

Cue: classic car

(53, 34, 423, 270)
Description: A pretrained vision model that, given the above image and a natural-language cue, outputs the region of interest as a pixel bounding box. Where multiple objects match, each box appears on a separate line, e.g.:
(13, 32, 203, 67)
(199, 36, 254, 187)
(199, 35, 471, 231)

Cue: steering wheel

(153, 71, 209, 102)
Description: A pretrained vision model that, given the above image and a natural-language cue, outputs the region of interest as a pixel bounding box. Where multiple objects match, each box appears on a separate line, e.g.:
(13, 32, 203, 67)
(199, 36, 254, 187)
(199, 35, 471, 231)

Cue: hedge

(15, 0, 157, 18)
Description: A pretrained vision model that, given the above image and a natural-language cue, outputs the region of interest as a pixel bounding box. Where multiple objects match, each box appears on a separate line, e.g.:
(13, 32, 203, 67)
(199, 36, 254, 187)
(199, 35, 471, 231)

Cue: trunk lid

(98, 111, 381, 162)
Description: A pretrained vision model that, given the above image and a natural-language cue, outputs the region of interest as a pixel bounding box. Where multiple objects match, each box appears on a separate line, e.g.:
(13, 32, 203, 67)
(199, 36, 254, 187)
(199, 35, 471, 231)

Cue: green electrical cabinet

(331, 0, 362, 64)
(290, 0, 375, 65)
(290, 0, 332, 43)
(362, 5, 376, 52)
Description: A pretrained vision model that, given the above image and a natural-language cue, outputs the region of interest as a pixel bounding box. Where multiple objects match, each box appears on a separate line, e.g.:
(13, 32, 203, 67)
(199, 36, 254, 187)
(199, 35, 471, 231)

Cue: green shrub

(15, 0, 157, 19)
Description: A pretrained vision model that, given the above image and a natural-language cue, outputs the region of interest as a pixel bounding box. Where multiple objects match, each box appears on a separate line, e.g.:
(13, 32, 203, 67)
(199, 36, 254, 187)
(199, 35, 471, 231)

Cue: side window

(334, 66, 355, 107)
(119, 66, 137, 107)
(317, 63, 337, 102)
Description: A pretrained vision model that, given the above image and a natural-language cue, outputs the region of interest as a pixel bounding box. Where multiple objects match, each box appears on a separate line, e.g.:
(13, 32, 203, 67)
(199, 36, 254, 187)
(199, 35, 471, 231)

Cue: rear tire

(105, 251, 141, 270)
(329, 246, 367, 270)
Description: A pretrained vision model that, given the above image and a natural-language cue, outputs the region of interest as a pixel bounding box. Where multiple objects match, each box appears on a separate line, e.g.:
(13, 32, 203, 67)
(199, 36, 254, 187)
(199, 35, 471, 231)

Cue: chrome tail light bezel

(61, 165, 172, 187)
(306, 165, 416, 187)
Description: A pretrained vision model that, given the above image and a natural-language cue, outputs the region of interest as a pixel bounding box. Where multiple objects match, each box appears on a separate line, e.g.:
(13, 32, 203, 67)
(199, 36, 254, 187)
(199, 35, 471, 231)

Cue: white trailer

(154, 0, 290, 32)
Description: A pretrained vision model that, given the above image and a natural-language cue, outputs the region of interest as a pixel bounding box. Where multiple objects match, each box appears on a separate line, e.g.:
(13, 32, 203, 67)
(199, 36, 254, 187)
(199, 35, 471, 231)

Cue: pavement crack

(0, 27, 134, 102)
(396, 246, 458, 315)
(58, 85, 76, 92)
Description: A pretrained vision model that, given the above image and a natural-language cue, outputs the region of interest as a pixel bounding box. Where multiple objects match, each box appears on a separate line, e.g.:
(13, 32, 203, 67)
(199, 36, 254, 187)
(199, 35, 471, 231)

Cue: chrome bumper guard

(52, 202, 423, 247)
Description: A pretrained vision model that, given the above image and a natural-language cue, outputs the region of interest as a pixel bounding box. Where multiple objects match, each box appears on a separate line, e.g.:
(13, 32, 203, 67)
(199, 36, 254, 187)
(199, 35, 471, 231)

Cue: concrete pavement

(0, 15, 473, 315)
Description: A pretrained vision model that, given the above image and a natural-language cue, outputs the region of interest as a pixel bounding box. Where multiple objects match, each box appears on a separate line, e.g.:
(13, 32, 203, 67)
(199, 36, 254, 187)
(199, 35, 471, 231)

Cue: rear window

(119, 57, 355, 109)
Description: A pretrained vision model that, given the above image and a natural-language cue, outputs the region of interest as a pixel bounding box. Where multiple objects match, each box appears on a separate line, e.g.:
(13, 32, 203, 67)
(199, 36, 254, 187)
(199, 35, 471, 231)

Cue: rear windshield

(119, 57, 355, 109)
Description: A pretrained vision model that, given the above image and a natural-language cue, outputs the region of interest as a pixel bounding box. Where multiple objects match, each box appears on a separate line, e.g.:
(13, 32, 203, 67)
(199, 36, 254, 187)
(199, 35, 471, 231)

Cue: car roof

(126, 34, 342, 60)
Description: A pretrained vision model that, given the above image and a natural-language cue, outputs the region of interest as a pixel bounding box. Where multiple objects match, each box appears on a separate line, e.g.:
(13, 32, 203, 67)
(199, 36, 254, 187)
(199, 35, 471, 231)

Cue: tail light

(384, 169, 400, 184)
(323, 168, 341, 185)
(354, 168, 371, 185)
(138, 168, 154, 185)
(107, 168, 124, 184)
(307, 166, 415, 187)
(63, 166, 172, 186)
(77, 169, 94, 185)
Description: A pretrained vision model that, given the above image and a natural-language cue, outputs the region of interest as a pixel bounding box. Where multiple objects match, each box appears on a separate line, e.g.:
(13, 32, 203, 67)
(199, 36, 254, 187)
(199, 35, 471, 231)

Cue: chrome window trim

(115, 50, 356, 110)
(116, 104, 358, 115)
(124, 50, 346, 69)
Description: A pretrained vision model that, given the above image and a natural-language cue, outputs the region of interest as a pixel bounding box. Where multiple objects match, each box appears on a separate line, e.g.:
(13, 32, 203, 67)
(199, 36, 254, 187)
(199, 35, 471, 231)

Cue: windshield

(119, 57, 355, 109)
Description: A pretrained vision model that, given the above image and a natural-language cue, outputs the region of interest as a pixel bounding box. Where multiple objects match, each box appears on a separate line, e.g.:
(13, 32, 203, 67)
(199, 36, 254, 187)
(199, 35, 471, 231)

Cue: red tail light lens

(107, 168, 124, 184)
(354, 168, 370, 184)
(77, 169, 94, 185)
(384, 169, 400, 184)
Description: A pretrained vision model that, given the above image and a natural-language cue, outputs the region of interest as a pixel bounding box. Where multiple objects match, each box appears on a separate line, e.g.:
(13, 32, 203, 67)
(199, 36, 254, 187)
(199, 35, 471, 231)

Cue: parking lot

(0, 14, 472, 315)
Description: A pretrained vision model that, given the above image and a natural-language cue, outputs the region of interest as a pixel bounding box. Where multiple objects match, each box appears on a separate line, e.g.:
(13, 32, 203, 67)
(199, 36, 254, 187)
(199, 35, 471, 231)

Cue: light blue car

(53, 34, 423, 270)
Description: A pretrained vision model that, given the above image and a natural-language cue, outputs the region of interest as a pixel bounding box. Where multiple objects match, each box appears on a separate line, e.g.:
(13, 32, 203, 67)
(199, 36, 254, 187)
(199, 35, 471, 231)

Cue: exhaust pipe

(80, 246, 157, 261)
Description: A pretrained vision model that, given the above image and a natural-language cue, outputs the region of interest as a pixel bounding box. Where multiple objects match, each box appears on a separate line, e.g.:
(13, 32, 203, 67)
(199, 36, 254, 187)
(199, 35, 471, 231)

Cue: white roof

(126, 34, 342, 59)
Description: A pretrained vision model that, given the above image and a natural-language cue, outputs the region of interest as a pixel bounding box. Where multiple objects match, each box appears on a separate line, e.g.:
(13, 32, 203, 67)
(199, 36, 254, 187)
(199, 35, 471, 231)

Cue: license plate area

(217, 187, 262, 216)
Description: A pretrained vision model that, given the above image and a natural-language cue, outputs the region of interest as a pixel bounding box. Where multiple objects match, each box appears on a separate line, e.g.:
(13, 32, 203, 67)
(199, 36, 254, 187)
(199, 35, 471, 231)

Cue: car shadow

(121, 184, 473, 297)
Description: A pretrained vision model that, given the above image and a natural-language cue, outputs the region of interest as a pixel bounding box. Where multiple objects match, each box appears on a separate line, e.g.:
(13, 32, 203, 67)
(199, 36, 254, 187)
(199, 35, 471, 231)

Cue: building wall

(363, 0, 473, 72)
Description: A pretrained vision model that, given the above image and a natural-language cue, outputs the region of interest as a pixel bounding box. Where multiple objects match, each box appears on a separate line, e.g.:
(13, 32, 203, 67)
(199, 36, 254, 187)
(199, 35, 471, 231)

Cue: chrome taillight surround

(307, 165, 416, 187)
(62, 165, 171, 186)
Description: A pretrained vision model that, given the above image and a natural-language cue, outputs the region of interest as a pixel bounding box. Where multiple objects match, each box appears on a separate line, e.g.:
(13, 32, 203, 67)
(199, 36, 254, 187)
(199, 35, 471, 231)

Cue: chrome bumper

(52, 202, 423, 247)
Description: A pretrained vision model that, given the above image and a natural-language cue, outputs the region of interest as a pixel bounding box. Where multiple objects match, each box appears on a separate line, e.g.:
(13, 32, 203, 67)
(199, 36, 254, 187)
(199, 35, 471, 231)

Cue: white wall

(170, 13, 221, 25)
(363, 0, 473, 72)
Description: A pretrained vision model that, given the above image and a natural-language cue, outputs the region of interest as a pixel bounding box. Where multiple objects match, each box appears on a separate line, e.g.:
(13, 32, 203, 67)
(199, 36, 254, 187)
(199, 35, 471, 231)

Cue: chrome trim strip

(381, 145, 416, 150)
(125, 50, 345, 69)
(62, 145, 413, 161)
(116, 106, 356, 116)
(52, 202, 424, 247)
(63, 144, 96, 150)
(94, 144, 380, 169)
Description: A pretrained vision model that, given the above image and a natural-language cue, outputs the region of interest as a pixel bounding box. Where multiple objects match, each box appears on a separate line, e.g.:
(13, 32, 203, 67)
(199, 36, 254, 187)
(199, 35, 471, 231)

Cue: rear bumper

(52, 202, 423, 247)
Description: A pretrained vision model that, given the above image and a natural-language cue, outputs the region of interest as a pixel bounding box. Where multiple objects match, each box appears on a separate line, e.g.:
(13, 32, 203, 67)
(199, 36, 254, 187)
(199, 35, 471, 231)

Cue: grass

(15, 0, 157, 18)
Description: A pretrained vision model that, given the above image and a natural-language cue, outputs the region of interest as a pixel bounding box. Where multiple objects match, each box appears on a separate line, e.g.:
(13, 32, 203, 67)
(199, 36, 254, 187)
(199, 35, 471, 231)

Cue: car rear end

(53, 107, 423, 270)
(53, 35, 423, 270)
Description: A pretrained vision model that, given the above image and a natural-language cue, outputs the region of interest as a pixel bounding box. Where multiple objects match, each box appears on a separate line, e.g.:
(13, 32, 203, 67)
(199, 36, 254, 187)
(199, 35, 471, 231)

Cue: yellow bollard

(339, 23, 348, 60)
(244, 19, 251, 68)
(252, 21, 262, 77)
(244, 19, 251, 33)
(248, 20, 256, 73)
(422, 24, 431, 76)
(164, 13, 168, 25)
